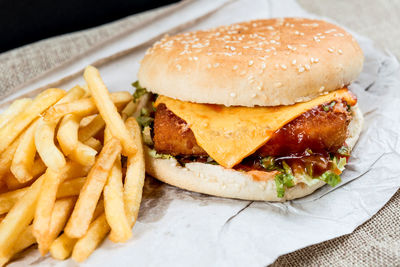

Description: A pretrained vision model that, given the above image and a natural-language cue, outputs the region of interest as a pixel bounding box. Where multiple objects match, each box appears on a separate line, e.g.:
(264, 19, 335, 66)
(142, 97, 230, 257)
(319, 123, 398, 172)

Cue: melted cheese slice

(156, 89, 356, 168)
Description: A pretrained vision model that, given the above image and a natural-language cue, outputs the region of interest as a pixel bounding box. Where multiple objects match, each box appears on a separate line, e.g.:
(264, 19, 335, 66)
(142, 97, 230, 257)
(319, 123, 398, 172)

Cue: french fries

(78, 114, 105, 142)
(0, 173, 45, 259)
(10, 120, 38, 183)
(65, 138, 121, 238)
(0, 88, 65, 154)
(123, 118, 146, 226)
(0, 66, 148, 264)
(71, 213, 110, 262)
(57, 114, 80, 156)
(84, 66, 136, 156)
(44, 92, 132, 122)
(38, 197, 77, 255)
(0, 98, 32, 129)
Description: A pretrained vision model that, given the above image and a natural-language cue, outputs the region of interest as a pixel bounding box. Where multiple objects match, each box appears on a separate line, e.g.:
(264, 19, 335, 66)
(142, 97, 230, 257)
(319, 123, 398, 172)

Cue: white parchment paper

(4, 0, 400, 266)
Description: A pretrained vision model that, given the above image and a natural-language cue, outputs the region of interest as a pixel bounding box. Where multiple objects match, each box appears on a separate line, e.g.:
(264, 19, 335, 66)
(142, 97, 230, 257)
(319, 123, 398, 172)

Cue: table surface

(0, 0, 399, 266)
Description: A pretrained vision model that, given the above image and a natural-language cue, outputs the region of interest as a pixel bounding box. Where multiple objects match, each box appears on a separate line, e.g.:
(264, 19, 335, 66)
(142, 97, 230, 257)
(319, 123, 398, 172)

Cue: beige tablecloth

(1, 0, 399, 266)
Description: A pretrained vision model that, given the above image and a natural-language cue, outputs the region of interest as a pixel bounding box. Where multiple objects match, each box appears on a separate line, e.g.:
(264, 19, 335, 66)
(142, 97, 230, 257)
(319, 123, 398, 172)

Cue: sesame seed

(176, 64, 182, 71)
(292, 59, 297, 65)
(251, 93, 257, 98)
(230, 46, 236, 51)
(193, 56, 198, 61)
(256, 86, 262, 91)
(338, 49, 343, 54)
(328, 48, 334, 53)
(314, 58, 319, 63)
(319, 86, 325, 92)
(233, 65, 238, 70)
(249, 60, 254, 66)
(274, 82, 282, 87)
(207, 64, 211, 69)
(304, 64, 310, 70)
(261, 63, 266, 69)
(298, 66, 305, 73)
(281, 64, 287, 70)
(230, 92, 236, 97)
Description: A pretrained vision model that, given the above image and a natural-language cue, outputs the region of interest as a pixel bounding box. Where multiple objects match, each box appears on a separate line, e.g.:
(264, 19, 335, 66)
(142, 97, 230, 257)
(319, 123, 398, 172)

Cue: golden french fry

(65, 138, 121, 238)
(0, 98, 32, 129)
(49, 233, 77, 260)
(57, 177, 86, 198)
(104, 157, 131, 242)
(71, 213, 110, 262)
(79, 114, 97, 127)
(50, 200, 104, 260)
(80, 117, 104, 140)
(0, 88, 65, 154)
(84, 66, 136, 156)
(124, 118, 145, 226)
(0, 225, 36, 266)
(38, 197, 77, 255)
(68, 142, 98, 166)
(10, 120, 38, 183)
(78, 115, 105, 142)
(121, 101, 136, 121)
(57, 114, 80, 156)
(34, 162, 91, 246)
(83, 137, 103, 152)
(44, 92, 132, 123)
(0, 188, 26, 215)
(0, 138, 20, 179)
(35, 117, 66, 170)
(5, 159, 45, 190)
(0, 172, 45, 259)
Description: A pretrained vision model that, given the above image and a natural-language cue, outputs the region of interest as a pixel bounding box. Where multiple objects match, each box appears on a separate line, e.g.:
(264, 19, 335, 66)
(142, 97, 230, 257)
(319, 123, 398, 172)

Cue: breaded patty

(153, 101, 351, 157)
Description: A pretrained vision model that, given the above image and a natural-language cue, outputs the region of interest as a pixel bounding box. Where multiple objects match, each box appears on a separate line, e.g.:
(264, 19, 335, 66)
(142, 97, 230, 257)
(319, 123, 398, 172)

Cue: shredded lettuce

(274, 161, 295, 198)
(142, 125, 153, 146)
(319, 171, 341, 187)
(148, 149, 175, 160)
(136, 108, 154, 129)
(132, 81, 148, 102)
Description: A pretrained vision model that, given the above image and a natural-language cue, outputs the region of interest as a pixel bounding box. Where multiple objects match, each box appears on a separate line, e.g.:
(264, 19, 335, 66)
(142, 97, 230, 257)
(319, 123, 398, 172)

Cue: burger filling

(134, 83, 356, 197)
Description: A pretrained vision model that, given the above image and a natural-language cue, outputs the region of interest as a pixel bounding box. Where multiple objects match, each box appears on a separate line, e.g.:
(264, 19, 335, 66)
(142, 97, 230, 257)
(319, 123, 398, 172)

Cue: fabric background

(0, 0, 399, 266)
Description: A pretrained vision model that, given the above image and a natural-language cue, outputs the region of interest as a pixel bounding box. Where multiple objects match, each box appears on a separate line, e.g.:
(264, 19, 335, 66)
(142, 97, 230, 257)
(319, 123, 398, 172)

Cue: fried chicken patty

(153, 101, 352, 158)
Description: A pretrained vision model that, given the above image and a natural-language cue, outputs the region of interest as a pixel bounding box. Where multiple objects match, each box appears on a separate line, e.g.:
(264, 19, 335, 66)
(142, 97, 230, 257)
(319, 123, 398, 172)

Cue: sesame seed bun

(145, 106, 363, 201)
(138, 18, 363, 107)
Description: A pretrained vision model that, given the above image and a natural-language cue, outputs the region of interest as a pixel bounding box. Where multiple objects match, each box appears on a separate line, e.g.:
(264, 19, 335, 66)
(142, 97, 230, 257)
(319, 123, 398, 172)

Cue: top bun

(138, 18, 363, 107)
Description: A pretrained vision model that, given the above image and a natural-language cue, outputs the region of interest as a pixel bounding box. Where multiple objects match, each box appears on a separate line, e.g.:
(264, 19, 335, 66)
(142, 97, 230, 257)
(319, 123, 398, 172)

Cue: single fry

(5, 159, 45, 190)
(0, 98, 32, 129)
(68, 142, 98, 166)
(71, 213, 110, 262)
(0, 138, 20, 178)
(38, 197, 77, 255)
(121, 101, 136, 121)
(44, 92, 132, 122)
(0, 225, 36, 266)
(83, 137, 102, 152)
(78, 115, 105, 142)
(57, 114, 80, 156)
(0, 188, 27, 215)
(35, 117, 66, 170)
(0, 172, 45, 259)
(123, 118, 146, 226)
(84, 66, 136, 156)
(10, 120, 38, 183)
(49, 233, 77, 260)
(0, 88, 65, 154)
(57, 177, 86, 198)
(104, 157, 132, 242)
(50, 200, 104, 260)
(65, 138, 121, 238)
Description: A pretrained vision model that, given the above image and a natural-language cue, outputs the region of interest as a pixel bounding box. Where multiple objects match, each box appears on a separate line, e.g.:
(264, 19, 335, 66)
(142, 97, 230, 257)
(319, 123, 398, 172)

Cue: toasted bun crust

(139, 18, 364, 107)
(145, 105, 363, 201)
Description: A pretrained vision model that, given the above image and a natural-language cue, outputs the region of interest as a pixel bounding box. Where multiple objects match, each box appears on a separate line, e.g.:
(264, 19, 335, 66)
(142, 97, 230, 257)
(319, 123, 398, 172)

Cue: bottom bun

(145, 105, 363, 201)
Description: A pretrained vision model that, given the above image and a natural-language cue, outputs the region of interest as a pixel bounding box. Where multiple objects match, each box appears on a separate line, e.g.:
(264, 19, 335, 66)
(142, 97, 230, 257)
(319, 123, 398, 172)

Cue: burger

(135, 18, 364, 201)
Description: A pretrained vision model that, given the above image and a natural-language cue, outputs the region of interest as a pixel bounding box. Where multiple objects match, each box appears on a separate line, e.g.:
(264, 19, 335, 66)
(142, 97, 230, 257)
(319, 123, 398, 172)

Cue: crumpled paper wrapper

(3, 0, 400, 266)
